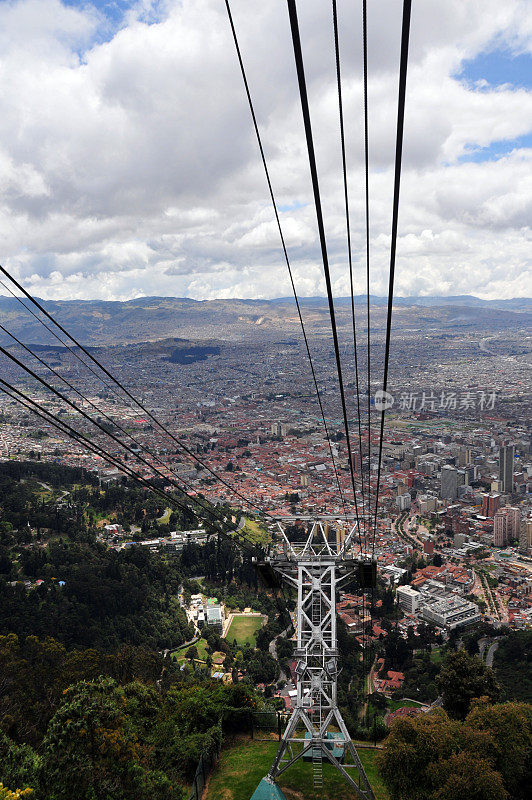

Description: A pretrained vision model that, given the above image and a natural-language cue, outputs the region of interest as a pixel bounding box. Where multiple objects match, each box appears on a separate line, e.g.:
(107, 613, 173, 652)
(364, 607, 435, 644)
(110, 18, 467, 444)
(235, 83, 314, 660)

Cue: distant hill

(272, 294, 532, 311)
(0, 293, 530, 346)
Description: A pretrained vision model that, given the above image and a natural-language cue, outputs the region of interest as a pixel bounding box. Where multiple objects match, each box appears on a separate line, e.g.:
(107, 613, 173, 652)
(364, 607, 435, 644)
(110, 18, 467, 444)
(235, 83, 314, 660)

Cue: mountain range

(0, 293, 530, 346)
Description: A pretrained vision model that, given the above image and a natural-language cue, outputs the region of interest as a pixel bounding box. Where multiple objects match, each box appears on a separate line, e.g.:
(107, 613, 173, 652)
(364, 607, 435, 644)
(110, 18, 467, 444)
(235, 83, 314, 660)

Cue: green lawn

(387, 699, 423, 712)
(157, 507, 172, 525)
(227, 615, 263, 647)
(241, 517, 271, 546)
(430, 647, 443, 665)
(205, 739, 388, 800)
(171, 638, 209, 663)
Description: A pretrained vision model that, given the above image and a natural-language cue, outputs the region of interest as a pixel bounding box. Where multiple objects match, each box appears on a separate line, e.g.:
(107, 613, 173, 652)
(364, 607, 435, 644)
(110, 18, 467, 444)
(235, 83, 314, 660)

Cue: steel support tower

(258, 519, 376, 800)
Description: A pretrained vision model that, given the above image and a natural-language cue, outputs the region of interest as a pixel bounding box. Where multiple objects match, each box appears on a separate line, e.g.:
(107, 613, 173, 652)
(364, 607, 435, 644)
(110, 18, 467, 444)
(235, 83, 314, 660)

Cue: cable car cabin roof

(303, 731, 345, 761)
(250, 778, 287, 800)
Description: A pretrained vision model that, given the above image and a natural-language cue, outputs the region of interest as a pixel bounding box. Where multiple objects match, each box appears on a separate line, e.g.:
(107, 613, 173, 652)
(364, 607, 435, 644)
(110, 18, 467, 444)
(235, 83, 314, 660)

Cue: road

(486, 640, 500, 667)
(359, 656, 378, 722)
(161, 634, 199, 659)
(478, 637, 501, 667)
(269, 623, 292, 682)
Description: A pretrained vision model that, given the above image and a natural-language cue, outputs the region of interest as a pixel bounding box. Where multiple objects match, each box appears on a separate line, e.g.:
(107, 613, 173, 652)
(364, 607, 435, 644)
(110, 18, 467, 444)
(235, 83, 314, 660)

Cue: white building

(420, 594, 481, 630)
(397, 585, 421, 614)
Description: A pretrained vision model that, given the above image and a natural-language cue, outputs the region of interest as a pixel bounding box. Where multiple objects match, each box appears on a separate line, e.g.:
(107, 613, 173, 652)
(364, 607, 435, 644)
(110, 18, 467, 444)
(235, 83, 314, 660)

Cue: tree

(437, 650, 499, 719)
(465, 701, 532, 800)
(429, 752, 508, 800)
(377, 708, 458, 800)
(40, 677, 182, 800)
(0, 786, 33, 800)
(377, 703, 530, 800)
(0, 734, 38, 795)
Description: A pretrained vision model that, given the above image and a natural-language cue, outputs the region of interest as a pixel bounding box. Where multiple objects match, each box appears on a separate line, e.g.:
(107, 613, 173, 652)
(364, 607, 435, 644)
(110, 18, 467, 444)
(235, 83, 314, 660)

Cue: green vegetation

(476, 570, 499, 618)
(172, 638, 209, 664)
(227, 615, 263, 647)
(438, 650, 500, 720)
(205, 739, 388, 800)
(387, 699, 423, 712)
(0, 646, 259, 800)
(157, 507, 172, 525)
(240, 517, 270, 546)
(493, 630, 532, 703)
(379, 702, 532, 800)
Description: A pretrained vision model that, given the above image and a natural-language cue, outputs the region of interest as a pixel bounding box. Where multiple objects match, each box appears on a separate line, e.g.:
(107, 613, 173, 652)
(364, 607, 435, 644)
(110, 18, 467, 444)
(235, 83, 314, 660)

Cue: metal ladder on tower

(311, 588, 323, 789)
(312, 748, 323, 789)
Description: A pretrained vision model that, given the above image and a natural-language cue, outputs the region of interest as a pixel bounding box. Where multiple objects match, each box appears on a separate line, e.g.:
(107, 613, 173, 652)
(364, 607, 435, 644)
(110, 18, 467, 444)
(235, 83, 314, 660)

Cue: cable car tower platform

(254, 518, 376, 800)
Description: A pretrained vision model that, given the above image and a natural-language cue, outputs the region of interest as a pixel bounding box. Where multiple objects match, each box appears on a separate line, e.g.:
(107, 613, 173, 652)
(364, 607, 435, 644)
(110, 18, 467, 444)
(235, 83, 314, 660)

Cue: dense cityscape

(1, 299, 530, 663)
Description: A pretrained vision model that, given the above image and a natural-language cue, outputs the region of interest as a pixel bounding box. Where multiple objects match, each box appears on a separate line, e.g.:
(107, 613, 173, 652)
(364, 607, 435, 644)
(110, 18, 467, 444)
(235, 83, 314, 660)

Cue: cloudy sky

(0, 0, 531, 301)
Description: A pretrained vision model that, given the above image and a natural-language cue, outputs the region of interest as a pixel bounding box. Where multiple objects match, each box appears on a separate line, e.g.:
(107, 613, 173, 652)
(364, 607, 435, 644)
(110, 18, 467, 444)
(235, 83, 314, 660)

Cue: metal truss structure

(258, 519, 376, 799)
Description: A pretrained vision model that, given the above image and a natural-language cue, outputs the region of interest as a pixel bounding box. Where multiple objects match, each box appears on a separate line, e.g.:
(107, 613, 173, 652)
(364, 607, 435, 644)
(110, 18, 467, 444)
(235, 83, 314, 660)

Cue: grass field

(171, 638, 209, 663)
(205, 739, 388, 800)
(226, 615, 263, 647)
(157, 507, 172, 524)
(241, 517, 271, 546)
(387, 698, 423, 712)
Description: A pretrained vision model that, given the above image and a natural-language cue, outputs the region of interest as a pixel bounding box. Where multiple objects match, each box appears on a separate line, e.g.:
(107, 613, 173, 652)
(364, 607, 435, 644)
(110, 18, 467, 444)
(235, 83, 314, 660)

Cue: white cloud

(0, 0, 530, 301)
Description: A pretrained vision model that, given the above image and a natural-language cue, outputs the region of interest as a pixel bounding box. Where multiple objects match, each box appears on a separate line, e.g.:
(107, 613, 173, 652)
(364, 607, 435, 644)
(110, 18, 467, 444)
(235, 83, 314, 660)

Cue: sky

(0, 0, 531, 302)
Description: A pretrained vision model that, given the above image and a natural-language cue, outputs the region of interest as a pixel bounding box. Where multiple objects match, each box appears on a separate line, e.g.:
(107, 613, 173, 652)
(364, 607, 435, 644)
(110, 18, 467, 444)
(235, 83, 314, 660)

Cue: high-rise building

(493, 510, 508, 547)
(395, 493, 411, 511)
(506, 507, 521, 539)
(464, 465, 476, 484)
(458, 446, 472, 466)
(518, 517, 531, 554)
(493, 507, 520, 547)
(397, 586, 421, 614)
(441, 465, 458, 500)
(499, 444, 514, 493)
(481, 493, 501, 517)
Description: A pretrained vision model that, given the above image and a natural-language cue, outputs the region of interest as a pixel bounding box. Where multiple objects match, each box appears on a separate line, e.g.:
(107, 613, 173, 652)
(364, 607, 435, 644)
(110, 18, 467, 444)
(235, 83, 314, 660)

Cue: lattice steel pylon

(256, 518, 376, 800)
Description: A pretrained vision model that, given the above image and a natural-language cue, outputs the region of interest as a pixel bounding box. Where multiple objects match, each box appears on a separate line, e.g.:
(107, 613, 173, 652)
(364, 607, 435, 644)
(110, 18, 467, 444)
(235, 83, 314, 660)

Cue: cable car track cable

(331, 0, 368, 549)
(223, 0, 348, 515)
(0, 265, 273, 519)
(286, 0, 363, 549)
(0, 380, 260, 557)
(371, 0, 412, 552)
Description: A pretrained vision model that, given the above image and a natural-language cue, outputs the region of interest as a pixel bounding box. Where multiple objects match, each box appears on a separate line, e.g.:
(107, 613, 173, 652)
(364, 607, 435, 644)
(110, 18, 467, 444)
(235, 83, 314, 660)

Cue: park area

(226, 614, 264, 647)
(170, 638, 209, 664)
(204, 739, 388, 800)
